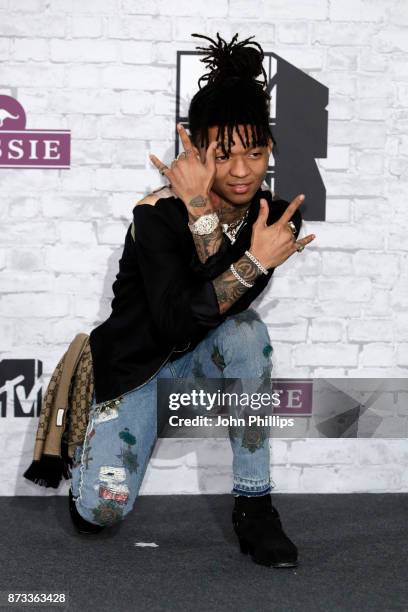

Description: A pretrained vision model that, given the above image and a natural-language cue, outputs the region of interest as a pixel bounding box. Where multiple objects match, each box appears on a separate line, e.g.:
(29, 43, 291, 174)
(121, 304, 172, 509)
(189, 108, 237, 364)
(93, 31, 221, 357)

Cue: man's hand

(249, 194, 315, 269)
(149, 124, 218, 218)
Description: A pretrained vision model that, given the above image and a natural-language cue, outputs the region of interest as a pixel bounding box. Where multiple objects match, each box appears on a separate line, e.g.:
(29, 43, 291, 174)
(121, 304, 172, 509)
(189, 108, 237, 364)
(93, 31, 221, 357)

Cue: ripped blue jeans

(71, 309, 275, 526)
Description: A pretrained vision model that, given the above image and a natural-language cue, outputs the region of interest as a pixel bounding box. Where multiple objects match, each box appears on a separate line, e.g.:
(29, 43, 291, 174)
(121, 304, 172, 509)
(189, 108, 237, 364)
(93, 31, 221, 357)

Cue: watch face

(190, 212, 219, 235)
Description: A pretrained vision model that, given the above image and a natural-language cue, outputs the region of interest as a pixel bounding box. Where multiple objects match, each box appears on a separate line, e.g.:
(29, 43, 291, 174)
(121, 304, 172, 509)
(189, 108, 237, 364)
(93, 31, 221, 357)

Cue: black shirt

(89, 185, 302, 404)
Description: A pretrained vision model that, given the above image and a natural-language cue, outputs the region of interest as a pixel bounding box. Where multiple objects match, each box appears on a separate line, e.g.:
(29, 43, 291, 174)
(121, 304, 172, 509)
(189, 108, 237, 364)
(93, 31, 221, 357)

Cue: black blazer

(89, 185, 302, 404)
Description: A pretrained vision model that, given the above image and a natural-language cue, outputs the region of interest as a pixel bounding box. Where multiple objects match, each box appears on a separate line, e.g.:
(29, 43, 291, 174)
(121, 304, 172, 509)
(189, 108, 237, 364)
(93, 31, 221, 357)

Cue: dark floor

(0, 494, 407, 612)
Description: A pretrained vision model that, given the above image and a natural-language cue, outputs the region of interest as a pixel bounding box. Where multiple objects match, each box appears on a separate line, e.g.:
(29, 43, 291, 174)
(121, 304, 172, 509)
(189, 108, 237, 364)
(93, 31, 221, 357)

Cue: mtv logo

(0, 359, 43, 418)
(175, 51, 328, 221)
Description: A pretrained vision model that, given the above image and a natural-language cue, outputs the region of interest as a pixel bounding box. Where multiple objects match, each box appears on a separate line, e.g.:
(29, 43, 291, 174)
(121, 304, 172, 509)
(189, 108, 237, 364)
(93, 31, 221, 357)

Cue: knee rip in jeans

(99, 465, 127, 486)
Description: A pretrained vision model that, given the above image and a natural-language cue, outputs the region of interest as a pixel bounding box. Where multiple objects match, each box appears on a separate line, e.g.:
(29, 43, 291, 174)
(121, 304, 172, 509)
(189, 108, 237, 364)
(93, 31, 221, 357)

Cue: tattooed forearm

(186, 195, 214, 224)
(192, 223, 224, 263)
(186, 193, 223, 263)
(212, 253, 264, 315)
(188, 195, 210, 208)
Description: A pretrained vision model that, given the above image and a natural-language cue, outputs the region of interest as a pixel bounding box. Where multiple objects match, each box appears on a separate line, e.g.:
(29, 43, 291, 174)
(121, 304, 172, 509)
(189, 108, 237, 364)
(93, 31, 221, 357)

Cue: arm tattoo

(212, 253, 264, 315)
(192, 224, 224, 264)
(186, 194, 223, 263)
(188, 195, 209, 208)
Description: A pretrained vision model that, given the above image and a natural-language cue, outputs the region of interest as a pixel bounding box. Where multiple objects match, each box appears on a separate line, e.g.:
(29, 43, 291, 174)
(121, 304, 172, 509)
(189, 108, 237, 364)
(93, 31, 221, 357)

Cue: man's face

(199, 124, 273, 206)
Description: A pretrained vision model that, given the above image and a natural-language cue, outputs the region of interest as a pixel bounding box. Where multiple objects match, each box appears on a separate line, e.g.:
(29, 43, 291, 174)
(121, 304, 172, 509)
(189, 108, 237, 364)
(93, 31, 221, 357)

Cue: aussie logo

(175, 51, 328, 221)
(0, 108, 20, 128)
(0, 94, 70, 169)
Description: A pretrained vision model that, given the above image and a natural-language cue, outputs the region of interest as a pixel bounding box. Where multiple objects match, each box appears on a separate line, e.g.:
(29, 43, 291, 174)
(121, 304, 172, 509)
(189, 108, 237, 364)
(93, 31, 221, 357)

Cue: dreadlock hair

(188, 32, 277, 158)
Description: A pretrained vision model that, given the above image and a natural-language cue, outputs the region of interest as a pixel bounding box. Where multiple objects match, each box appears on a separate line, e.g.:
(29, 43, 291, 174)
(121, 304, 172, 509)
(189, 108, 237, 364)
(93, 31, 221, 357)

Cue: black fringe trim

(23, 441, 73, 489)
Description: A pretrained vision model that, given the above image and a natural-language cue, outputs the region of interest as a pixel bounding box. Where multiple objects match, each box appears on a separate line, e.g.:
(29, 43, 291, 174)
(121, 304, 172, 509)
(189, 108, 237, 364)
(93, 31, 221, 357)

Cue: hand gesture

(250, 194, 315, 268)
(149, 124, 218, 210)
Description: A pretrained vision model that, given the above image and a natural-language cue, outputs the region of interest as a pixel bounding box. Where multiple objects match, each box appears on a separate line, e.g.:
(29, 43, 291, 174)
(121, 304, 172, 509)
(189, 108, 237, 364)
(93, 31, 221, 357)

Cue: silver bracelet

(244, 250, 269, 275)
(230, 264, 254, 288)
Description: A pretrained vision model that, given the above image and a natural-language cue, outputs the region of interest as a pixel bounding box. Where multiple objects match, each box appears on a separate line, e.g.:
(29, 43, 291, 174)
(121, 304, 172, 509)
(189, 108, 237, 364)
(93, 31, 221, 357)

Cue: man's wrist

(187, 206, 217, 225)
(183, 193, 211, 209)
(184, 194, 215, 222)
(188, 211, 220, 235)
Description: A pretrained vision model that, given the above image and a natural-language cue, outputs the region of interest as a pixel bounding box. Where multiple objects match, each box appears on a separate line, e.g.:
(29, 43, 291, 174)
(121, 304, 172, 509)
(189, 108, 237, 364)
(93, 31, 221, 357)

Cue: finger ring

(295, 242, 305, 253)
(159, 164, 169, 176)
(177, 151, 187, 160)
(287, 221, 296, 235)
(184, 147, 201, 160)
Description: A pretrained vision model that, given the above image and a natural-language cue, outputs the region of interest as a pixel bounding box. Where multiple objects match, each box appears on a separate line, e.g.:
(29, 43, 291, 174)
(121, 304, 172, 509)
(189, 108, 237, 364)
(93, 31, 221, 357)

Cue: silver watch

(188, 212, 219, 235)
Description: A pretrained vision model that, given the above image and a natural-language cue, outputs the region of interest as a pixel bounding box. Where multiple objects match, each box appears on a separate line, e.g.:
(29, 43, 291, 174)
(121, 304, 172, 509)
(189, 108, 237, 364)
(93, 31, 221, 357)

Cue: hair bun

(191, 32, 266, 88)
(218, 46, 263, 80)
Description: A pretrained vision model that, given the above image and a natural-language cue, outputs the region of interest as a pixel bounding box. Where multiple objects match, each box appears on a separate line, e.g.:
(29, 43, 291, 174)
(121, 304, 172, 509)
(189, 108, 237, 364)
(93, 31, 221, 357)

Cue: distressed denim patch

(263, 343, 273, 359)
(92, 500, 124, 525)
(241, 424, 268, 453)
(211, 345, 226, 371)
(93, 397, 123, 425)
(116, 428, 139, 474)
(98, 484, 130, 505)
(99, 465, 127, 484)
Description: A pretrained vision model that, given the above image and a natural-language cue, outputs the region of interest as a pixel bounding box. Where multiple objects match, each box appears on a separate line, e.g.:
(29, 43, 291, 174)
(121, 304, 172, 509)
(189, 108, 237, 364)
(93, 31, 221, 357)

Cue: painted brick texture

(1, 0, 407, 495)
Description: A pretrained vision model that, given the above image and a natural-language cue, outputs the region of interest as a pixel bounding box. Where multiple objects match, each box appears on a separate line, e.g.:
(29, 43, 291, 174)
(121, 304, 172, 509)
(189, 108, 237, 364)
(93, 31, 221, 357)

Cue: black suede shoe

(232, 494, 298, 568)
(68, 488, 105, 535)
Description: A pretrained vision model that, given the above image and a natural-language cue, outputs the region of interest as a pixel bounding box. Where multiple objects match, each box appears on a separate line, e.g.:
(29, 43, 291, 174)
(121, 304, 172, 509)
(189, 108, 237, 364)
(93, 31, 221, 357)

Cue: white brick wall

(1, 0, 407, 496)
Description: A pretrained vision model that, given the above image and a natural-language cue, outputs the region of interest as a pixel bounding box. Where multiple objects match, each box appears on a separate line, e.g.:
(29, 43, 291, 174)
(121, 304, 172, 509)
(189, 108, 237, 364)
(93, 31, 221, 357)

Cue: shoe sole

(251, 555, 298, 568)
(238, 537, 298, 568)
